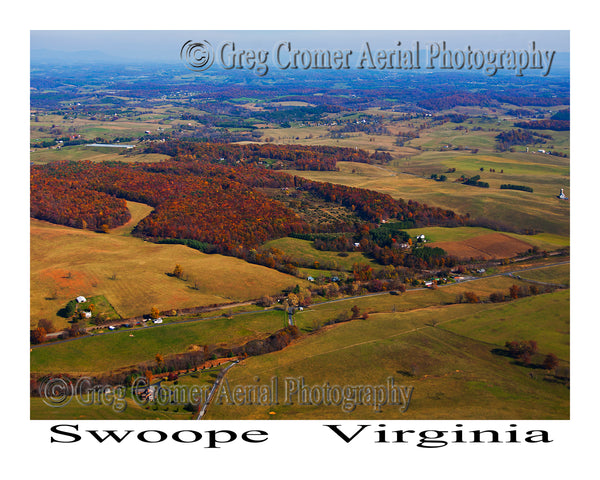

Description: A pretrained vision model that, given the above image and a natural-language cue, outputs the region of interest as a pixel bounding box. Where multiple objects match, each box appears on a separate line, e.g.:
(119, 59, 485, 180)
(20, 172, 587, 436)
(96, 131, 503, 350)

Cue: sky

(30, 30, 569, 64)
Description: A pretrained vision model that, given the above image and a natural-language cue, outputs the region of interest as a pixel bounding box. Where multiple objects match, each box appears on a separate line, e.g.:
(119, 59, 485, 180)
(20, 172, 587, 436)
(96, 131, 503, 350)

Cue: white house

(76, 296, 86, 303)
(153, 317, 163, 324)
(82, 311, 92, 319)
(558, 188, 568, 200)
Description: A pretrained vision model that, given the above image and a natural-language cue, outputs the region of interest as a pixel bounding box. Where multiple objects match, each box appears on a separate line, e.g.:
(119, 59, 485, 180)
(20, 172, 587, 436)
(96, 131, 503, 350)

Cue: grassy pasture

(30, 309, 287, 374)
(31, 114, 171, 142)
(205, 290, 569, 420)
(30, 218, 307, 328)
(30, 274, 534, 374)
(257, 125, 419, 157)
(293, 275, 539, 333)
(406, 121, 569, 156)
(30, 145, 169, 164)
(440, 289, 570, 359)
(108, 201, 154, 236)
(516, 264, 570, 287)
(30, 285, 569, 419)
(290, 158, 570, 236)
(30, 396, 188, 420)
(402, 226, 569, 251)
(263, 237, 376, 272)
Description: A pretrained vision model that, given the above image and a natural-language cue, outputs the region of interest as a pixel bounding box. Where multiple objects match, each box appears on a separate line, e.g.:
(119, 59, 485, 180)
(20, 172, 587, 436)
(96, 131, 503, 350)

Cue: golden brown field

(30, 215, 307, 328)
(428, 233, 533, 260)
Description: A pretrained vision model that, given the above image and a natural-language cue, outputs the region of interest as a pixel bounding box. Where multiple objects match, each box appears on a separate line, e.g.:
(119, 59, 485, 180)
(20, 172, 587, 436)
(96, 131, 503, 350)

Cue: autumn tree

(257, 296, 274, 307)
(505, 340, 538, 364)
(351, 305, 361, 319)
(463, 291, 480, 303)
(326, 283, 340, 299)
(542, 353, 559, 371)
(150, 307, 161, 319)
(286, 293, 299, 308)
(155, 353, 164, 366)
(173, 264, 184, 279)
(529, 285, 539, 296)
(37, 318, 55, 334)
(489, 291, 505, 303)
(509, 284, 521, 299)
(353, 263, 373, 281)
(30, 327, 46, 345)
(66, 322, 84, 338)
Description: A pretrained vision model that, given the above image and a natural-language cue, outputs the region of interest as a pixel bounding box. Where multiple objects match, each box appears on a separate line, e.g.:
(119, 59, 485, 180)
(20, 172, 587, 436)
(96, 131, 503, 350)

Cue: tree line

(30, 159, 467, 273)
(143, 141, 381, 171)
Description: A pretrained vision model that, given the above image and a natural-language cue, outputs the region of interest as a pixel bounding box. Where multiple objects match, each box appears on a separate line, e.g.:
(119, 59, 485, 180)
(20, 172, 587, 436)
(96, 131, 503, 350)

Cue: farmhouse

(76, 296, 86, 303)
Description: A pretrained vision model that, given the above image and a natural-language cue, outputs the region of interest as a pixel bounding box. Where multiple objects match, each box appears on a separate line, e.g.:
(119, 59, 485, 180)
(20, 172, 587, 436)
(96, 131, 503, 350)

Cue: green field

(263, 237, 376, 273)
(31, 274, 546, 374)
(515, 264, 570, 287)
(204, 290, 569, 420)
(290, 157, 570, 236)
(30, 309, 287, 373)
(31, 287, 569, 420)
(30, 113, 173, 144)
(30, 145, 169, 164)
(441, 289, 569, 359)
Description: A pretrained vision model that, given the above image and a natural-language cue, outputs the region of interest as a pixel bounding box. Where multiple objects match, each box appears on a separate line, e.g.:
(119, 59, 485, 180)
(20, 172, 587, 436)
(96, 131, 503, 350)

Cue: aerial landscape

(29, 31, 570, 421)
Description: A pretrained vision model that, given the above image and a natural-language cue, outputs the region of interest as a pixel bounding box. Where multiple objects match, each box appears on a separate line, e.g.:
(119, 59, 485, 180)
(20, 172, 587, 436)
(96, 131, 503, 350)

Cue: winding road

(31, 258, 569, 350)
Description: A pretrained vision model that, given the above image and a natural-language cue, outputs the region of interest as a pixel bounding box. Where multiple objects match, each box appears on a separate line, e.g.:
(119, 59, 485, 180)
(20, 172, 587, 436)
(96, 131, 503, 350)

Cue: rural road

(196, 360, 239, 420)
(31, 258, 569, 350)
